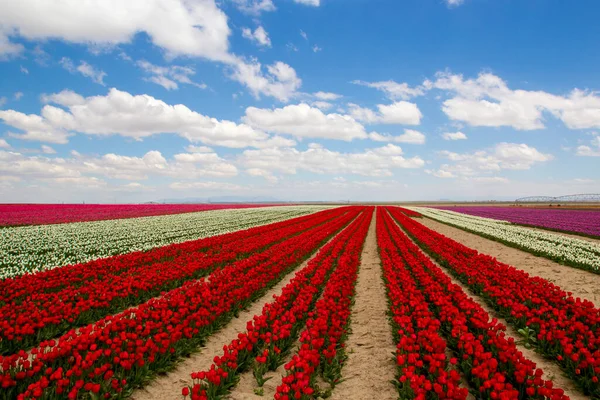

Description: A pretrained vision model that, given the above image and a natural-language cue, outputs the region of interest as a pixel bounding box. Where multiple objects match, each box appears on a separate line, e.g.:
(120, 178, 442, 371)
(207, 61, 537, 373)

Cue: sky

(0, 0, 599, 203)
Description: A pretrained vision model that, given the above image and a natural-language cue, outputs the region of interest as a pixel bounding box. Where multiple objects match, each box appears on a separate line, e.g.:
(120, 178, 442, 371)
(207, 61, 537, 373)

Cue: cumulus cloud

(427, 142, 552, 179)
(313, 92, 342, 101)
(369, 129, 426, 144)
(244, 103, 370, 141)
(442, 131, 467, 140)
(576, 134, 600, 156)
(229, 59, 301, 102)
(427, 71, 600, 130)
(0, 139, 10, 149)
(41, 145, 56, 154)
(239, 143, 424, 180)
(0, 147, 238, 189)
(352, 80, 426, 100)
(242, 26, 271, 48)
(0, 88, 286, 148)
(311, 101, 333, 111)
(348, 101, 422, 125)
(232, 0, 276, 16)
(294, 0, 320, 6)
(0, 0, 303, 101)
(0, 0, 232, 61)
(137, 60, 206, 90)
(60, 58, 107, 85)
(445, 0, 465, 7)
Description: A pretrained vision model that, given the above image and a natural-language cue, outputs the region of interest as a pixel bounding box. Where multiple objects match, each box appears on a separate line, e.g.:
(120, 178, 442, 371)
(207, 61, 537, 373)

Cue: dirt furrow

(330, 209, 397, 400)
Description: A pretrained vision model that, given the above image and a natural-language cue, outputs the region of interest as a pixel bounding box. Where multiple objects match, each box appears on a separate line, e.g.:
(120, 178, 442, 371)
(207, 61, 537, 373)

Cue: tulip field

(434, 206, 600, 238)
(0, 204, 599, 400)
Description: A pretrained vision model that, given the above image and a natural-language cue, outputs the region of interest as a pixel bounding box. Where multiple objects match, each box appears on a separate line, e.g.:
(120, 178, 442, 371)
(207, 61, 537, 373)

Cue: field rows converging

(0, 206, 360, 399)
(1, 205, 599, 400)
(0, 205, 333, 279)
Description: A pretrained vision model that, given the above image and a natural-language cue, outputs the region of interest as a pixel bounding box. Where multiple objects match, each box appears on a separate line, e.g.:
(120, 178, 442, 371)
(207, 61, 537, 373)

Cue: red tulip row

(1, 207, 335, 304)
(381, 207, 568, 400)
(376, 208, 467, 399)
(184, 207, 372, 400)
(0, 207, 362, 399)
(274, 208, 373, 400)
(0, 208, 349, 355)
(396, 207, 422, 218)
(388, 206, 600, 397)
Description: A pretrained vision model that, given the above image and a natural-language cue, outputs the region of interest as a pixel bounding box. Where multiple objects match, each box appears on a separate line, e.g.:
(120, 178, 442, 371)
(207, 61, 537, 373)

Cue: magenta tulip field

(435, 206, 600, 237)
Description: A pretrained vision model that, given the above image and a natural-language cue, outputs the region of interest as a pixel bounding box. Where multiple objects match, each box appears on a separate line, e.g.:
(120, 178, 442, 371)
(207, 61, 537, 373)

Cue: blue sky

(1, 0, 599, 202)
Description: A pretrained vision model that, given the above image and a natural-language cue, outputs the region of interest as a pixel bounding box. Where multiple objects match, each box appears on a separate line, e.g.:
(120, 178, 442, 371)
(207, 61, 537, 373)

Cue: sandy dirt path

(330, 209, 397, 400)
(420, 217, 600, 307)
(132, 215, 358, 400)
(393, 219, 589, 400)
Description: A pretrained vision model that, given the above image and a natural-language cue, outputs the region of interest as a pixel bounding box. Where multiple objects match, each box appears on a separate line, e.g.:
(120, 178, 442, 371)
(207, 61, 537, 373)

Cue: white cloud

(352, 80, 426, 100)
(1, 88, 279, 148)
(77, 61, 107, 85)
(41, 145, 56, 154)
(312, 45, 322, 53)
(0, 32, 24, 59)
(229, 58, 301, 102)
(300, 30, 308, 41)
(14, 92, 23, 100)
(429, 142, 552, 179)
(428, 71, 600, 130)
(60, 58, 106, 85)
(0, 0, 302, 101)
(0, 97, 5, 107)
(294, 0, 320, 6)
(0, 0, 232, 61)
(369, 129, 426, 144)
(242, 26, 271, 48)
(239, 143, 424, 180)
(1, 109, 72, 144)
(348, 101, 422, 125)
(311, 101, 333, 110)
(233, 0, 276, 16)
(20, 65, 29, 74)
(576, 134, 600, 156)
(244, 103, 369, 141)
(442, 131, 467, 140)
(0, 147, 239, 190)
(0, 139, 10, 149)
(137, 60, 206, 90)
(445, 0, 465, 7)
(313, 92, 342, 101)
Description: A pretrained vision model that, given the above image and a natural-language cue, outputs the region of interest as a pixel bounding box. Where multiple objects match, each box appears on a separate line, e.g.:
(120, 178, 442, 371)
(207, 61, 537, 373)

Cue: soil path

(420, 217, 600, 307)
(392, 219, 589, 400)
(330, 209, 397, 400)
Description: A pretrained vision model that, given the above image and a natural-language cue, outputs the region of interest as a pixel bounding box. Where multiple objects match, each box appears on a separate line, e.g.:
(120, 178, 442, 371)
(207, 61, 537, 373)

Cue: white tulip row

(0, 205, 334, 280)
(407, 207, 600, 272)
